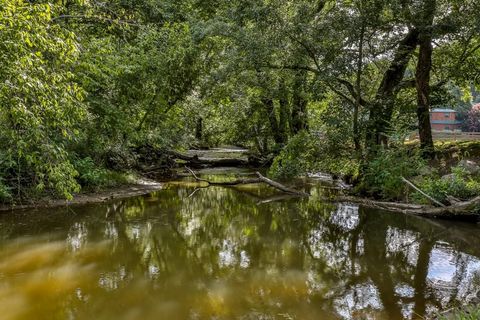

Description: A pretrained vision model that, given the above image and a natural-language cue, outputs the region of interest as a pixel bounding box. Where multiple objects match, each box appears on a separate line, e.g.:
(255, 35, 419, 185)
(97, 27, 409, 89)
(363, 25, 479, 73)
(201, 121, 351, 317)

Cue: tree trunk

(291, 71, 309, 134)
(354, 21, 365, 152)
(365, 29, 419, 151)
(415, 0, 436, 158)
(278, 82, 290, 143)
(195, 117, 203, 140)
(262, 97, 286, 145)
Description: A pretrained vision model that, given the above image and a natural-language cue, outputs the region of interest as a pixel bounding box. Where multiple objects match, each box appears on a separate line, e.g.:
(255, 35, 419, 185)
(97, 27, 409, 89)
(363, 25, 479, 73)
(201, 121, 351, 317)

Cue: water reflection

(0, 172, 479, 319)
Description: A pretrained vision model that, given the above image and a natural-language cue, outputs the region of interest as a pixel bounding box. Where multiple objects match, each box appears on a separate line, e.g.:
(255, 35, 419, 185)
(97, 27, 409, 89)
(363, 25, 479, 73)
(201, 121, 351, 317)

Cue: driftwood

(335, 195, 480, 219)
(169, 150, 249, 168)
(254, 172, 310, 197)
(185, 167, 309, 197)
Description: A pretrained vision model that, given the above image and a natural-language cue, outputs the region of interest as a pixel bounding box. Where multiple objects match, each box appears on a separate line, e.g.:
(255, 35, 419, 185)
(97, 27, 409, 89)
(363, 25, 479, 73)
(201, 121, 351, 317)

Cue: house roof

(431, 120, 463, 125)
(431, 108, 457, 113)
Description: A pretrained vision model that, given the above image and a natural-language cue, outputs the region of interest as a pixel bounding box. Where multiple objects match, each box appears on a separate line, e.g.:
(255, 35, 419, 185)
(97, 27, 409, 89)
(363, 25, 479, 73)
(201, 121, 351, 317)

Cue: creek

(0, 168, 479, 319)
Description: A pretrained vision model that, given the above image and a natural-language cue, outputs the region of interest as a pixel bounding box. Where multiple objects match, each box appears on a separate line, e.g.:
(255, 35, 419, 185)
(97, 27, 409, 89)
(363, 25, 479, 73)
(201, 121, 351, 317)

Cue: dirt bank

(0, 179, 162, 213)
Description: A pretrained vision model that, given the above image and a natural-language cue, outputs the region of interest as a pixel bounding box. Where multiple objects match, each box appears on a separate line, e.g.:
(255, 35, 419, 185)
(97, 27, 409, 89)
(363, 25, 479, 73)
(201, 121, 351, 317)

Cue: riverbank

(1, 164, 479, 220)
(0, 147, 252, 213)
(3, 140, 480, 220)
(0, 178, 162, 213)
(0, 166, 478, 319)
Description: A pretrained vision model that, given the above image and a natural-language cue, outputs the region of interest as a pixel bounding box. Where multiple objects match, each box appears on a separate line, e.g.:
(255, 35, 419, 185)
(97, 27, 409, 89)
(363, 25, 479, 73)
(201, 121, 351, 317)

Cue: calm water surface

(0, 169, 479, 320)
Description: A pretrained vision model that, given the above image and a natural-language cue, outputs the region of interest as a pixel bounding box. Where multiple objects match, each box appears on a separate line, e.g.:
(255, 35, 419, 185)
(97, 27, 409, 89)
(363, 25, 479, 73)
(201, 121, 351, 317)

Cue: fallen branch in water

(335, 195, 480, 219)
(185, 167, 309, 197)
(254, 172, 310, 197)
(185, 167, 479, 218)
(256, 194, 304, 205)
(185, 167, 261, 185)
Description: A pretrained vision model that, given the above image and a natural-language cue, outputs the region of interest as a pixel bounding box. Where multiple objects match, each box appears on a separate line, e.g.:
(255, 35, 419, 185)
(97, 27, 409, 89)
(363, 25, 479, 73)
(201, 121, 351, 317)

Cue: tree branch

(51, 15, 139, 26)
(185, 167, 309, 197)
(262, 64, 319, 74)
(335, 77, 369, 106)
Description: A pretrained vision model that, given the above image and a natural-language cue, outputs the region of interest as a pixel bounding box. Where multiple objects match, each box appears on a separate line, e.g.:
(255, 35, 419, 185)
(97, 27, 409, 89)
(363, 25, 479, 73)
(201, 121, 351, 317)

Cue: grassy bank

(269, 134, 480, 207)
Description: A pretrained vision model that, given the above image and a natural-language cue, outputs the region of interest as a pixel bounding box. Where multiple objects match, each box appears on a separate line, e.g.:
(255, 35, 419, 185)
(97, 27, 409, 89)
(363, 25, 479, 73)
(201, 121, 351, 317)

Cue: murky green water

(0, 169, 479, 320)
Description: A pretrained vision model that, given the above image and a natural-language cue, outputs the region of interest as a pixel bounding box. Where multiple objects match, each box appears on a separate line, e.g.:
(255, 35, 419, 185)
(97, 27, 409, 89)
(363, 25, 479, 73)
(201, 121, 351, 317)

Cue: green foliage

(415, 167, 480, 204)
(359, 149, 427, 200)
(76, 21, 200, 152)
(73, 157, 133, 190)
(0, 180, 12, 203)
(307, 97, 362, 180)
(316, 157, 360, 181)
(0, 0, 86, 199)
(439, 306, 480, 320)
(0, 0, 479, 205)
(268, 131, 319, 180)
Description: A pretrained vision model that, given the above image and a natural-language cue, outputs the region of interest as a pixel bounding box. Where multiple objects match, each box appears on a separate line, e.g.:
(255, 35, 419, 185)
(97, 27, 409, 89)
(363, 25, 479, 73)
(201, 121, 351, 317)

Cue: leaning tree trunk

(415, 0, 436, 158)
(354, 21, 365, 152)
(262, 97, 286, 145)
(365, 29, 419, 152)
(278, 82, 290, 143)
(195, 117, 203, 140)
(291, 71, 309, 134)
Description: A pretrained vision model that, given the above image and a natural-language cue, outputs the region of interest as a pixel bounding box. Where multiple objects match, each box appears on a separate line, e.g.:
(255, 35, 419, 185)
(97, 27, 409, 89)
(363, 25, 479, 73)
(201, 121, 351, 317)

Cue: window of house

(445, 126, 450, 130)
(444, 113, 450, 118)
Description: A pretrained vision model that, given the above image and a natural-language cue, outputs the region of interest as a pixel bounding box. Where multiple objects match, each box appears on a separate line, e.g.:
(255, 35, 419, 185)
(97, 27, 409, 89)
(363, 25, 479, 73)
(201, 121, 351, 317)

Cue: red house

(430, 108, 462, 131)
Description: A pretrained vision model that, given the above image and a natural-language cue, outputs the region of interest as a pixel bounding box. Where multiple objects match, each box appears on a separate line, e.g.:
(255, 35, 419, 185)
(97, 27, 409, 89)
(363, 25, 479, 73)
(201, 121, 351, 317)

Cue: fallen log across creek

(184, 167, 479, 219)
(185, 167, 310, 197)
(169, 150, 249, 168)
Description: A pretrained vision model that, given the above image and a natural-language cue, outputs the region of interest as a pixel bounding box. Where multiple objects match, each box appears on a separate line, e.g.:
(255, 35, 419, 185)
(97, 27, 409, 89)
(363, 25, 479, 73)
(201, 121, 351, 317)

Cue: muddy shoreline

(0, 179, 163, 213)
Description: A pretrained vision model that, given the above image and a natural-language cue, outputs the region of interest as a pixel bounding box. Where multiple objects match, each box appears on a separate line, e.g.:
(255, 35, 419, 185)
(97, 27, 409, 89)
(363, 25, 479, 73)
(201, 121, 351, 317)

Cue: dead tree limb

(254, 172, 310, 197)
(185, 167, 309, 197)
(401, 176, 445, 207)
(335, 195, 480, 219)
(257, 194, 305, 205)
(170, 151, 249, 168)
(185, 167, 260, 185)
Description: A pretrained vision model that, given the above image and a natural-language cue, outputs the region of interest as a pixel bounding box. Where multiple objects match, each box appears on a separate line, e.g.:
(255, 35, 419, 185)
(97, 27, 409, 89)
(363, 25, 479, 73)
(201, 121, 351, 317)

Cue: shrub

(0, 180, 11, 203)
(268, 131, 320, 180)
(0, 2, 86, 200)
(415, 166, 480, 204)
(358, 148, 427, 200)
(73, 157, 132, 190)
(316, 157, 360, 181)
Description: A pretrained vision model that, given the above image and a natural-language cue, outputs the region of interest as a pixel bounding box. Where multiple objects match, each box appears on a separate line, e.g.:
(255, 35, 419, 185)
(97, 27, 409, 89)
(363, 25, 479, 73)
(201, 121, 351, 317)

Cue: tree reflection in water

(0, 174, 479, 319)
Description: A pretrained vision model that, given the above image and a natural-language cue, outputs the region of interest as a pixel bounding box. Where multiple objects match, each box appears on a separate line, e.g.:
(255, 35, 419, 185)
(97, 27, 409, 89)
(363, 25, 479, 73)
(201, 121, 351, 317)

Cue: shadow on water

(0, 169, 479, 319)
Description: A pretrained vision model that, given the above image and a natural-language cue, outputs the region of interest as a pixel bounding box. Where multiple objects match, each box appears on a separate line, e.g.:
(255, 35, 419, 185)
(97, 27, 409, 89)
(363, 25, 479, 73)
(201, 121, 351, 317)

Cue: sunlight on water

(0, 170, 479, 319)
(0, 239, 109, 320)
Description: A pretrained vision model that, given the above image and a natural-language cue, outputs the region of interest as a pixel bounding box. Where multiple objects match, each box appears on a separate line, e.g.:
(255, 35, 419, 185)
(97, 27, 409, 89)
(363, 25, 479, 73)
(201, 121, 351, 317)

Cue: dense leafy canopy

(1, 0, 480, 201)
